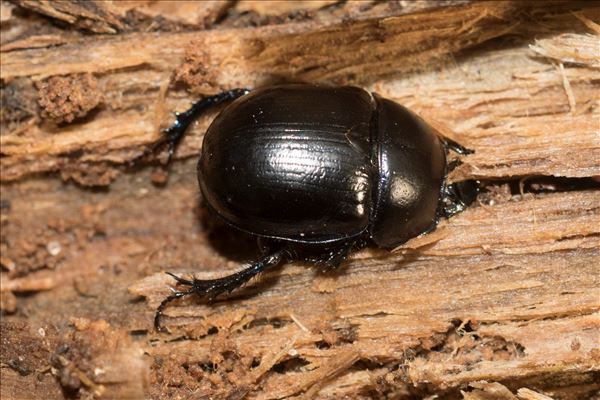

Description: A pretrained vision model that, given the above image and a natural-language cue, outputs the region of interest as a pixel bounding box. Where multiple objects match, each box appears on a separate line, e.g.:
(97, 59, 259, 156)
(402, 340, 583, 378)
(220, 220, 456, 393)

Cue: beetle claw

(154, 288, 195, 332)
(166, 271, 194, 286)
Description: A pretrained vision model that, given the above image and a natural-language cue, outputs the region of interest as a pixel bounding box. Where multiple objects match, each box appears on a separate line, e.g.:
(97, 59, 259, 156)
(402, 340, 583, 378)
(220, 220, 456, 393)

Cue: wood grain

(1, 1, 598, 399)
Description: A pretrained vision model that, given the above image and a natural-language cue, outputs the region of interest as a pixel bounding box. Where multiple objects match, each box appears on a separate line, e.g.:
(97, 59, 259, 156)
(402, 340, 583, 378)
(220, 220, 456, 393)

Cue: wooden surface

(1, 1, 599, 399)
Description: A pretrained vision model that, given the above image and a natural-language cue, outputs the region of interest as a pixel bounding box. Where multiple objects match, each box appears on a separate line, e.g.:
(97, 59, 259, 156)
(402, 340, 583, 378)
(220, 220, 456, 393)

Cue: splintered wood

(0, 1, 599, 399)
(2, 2, 598, 184)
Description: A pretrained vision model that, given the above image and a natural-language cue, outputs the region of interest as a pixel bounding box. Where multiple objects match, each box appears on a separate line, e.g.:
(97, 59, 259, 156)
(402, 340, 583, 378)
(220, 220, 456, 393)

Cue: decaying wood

(16, 0, 126, 34)
(0, 1, 599, 399)
(2, 1, 598, 184)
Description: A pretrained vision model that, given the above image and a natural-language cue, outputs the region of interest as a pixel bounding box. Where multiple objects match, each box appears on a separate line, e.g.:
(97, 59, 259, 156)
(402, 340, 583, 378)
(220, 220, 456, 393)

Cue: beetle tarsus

(154, 288, 196, 332)
(157, 88, 251, 164)
(165, 271, 194, 286)
(154, 249, 286, 332)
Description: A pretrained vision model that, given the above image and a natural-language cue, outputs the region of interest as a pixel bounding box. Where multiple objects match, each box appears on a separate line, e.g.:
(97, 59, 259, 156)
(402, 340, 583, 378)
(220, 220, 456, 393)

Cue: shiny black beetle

(153, 85, 478, 331)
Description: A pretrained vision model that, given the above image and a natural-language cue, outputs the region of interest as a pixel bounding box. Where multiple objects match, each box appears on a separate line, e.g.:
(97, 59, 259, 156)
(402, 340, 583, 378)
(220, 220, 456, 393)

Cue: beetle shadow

(194, 199, 261, 263)
(188, 199, 288, 301)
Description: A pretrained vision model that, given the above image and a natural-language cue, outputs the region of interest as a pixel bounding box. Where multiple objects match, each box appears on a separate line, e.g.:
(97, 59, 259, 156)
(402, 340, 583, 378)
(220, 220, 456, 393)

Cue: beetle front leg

(440, 180, 480, 218)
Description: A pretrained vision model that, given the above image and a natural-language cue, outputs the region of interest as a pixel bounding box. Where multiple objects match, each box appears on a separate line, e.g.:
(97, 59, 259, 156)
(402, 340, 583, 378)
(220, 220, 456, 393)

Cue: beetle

(153, 84, 478, 331)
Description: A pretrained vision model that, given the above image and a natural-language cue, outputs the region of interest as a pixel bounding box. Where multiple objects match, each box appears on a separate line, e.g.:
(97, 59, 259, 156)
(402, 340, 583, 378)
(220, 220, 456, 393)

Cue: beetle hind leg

(154, 250, 286, 332)
(165, 271, 194, 285)
(154, 88, 251, 163)
(197, 250, 286, 299)
(154, 287, 196, 332)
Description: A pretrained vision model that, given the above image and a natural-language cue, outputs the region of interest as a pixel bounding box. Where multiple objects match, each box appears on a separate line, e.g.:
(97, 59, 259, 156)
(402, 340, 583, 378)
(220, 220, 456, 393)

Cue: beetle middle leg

(441, 137, 474, 156)
(154, 249, 287, 332)
(439, 137, 478, 216)
(441, 137, 474, 173)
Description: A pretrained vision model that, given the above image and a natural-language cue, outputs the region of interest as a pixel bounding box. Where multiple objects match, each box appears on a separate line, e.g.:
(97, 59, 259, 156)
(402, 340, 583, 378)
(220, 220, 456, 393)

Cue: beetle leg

(154, 287, 196, 332)
(155, 88, 251, 164)
(441, 137, 474, 155)
(313, 241, 356, 272)
(446, 158, 462, 173)
(154, 250, 286, 332)
(165, 271, 194, 286)
(197, 250, 287, 300)
(440, 180, 480, 218)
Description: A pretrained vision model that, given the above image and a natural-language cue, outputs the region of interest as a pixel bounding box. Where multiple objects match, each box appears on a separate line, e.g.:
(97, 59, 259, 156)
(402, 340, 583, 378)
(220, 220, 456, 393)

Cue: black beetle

(153, 85, 478, 331)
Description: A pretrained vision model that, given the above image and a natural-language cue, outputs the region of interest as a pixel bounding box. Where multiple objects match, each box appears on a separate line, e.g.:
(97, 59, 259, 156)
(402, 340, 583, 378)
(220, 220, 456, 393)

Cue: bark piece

(17, 0, 126, 34)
